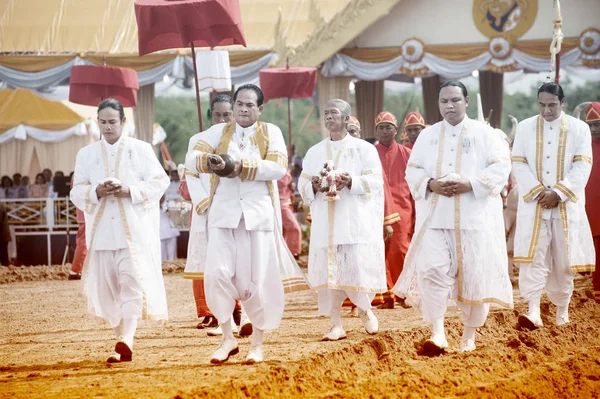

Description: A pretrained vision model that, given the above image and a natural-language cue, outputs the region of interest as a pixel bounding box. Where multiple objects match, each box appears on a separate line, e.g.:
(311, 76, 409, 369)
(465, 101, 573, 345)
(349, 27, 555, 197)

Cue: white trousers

(86, 249, 144, 328)
(519, 218, 574, 307)
(416, 229, 490, 327)
(161, 237, 177, 262)
(204, 219, 284, 331)
(317, 288, 375, 316)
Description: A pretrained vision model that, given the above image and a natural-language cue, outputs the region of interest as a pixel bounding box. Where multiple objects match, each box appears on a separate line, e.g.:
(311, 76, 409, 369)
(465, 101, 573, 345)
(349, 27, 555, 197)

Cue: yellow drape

(0, 89, 84, 133)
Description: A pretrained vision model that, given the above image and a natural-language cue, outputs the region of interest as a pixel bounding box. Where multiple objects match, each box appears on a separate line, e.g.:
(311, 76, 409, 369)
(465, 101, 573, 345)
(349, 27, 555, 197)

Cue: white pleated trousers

(204, 219, 284, 331)
(519, 219, 574, 308)
(416, 229, 490, 327)
(85, 248, 144, 328)
(317, 289, 374, 316)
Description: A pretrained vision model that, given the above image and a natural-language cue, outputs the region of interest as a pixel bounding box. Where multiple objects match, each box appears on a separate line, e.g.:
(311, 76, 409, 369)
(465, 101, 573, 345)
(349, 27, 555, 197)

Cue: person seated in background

(21, 176, 30, 191)
(30, 173, 49, 198)
(42, 169, 54, 197)
(10, 174, 28, 198)
(0, 176, 13, 199)
(159, 195, 180, 262)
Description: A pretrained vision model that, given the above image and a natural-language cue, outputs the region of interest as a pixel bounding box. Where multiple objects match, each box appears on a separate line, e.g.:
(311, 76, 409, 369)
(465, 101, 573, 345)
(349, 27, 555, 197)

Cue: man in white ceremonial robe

(71, 99, 169, 363)
(184, 127, 246, 337)
(393, 81, 513, 354)
(185, 84, 309, 365)
(299, 99, 386, 341)
(512, 83, 595, 330)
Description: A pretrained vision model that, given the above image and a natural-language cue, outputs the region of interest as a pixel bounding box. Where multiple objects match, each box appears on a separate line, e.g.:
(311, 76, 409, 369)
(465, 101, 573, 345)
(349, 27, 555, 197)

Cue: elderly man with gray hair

(299, 99, 387, 341)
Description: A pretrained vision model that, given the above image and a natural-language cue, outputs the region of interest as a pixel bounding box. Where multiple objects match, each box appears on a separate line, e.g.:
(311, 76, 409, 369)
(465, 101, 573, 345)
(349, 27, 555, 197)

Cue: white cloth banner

(1, 57, 177, 91)
(0, 57, 86, 89)
(1, 53, 276, 94)
(511, 48, 581, 72)
(321, 47, 591, 81)
(423, 52, 491, 79)
(184, 52, 276, 87)
(564, 65, 600, 81)
(193, 50, 232, 91)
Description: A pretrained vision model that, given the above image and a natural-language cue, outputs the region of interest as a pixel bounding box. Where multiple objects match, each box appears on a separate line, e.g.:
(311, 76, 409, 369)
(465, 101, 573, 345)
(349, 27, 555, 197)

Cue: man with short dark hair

(512, 83, 595, 329)
(185, 84, 308, 364)
(10, 174, 27, 198)
(394, 80, 513, 353)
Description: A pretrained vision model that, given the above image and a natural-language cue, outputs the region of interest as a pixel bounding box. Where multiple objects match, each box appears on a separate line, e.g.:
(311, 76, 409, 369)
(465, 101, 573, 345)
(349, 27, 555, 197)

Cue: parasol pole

(286, 57, 293, 164)
(102, 55, 107, 102)
(548, 0, 563, 84)
(191, 42, 204, 132)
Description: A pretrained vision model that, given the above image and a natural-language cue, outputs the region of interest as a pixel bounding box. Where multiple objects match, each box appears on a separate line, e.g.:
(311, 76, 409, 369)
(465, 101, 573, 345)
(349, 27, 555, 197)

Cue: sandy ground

(1, 264, 599, 399)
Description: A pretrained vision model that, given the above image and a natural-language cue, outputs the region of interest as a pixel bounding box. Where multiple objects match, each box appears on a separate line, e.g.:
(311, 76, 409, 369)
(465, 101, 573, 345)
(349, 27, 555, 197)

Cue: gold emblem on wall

(473, 0, 538, 39)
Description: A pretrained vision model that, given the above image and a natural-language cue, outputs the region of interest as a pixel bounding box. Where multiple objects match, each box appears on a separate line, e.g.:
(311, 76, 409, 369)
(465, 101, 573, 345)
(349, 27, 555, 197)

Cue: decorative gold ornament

(488, 37, 513, 60)
(401, 38, 425, 64)
(578, 28, 600, 56)
(473, 0, 538, 40)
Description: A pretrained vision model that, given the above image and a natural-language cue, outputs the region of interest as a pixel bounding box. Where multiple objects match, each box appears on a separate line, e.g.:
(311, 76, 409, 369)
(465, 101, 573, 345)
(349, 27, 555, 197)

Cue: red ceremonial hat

(348, 116, 361, 129)
(375, 111, 398, 128)
(585, 102, 600, 122)
(404, 111, 425, 128)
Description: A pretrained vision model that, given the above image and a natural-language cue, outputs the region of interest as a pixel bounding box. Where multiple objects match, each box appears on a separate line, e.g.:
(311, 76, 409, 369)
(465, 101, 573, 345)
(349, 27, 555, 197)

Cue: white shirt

(539, 116, 564, 219)
(91, 138, 128, 250)
(406, 117, 511, 230)
(184, 121, 287, 231)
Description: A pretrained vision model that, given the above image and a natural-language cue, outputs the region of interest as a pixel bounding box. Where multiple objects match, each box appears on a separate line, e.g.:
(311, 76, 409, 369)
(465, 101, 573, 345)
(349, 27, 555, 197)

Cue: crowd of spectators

(0, 169, 72, 199)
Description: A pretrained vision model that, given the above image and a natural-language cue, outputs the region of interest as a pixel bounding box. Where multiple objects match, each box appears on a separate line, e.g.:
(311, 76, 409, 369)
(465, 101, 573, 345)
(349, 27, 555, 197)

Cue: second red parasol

(259, 66, 317, 162)
(69, 65, 139, 108)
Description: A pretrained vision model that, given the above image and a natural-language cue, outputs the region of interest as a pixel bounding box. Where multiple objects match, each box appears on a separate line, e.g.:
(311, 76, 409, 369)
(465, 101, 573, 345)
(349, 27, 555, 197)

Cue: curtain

(421, 74, 442, 125)
(479, 71, 504, 128)
(0, 135, 90, 178)
(355, 80, 384, 139)
(133, 84, 155, 145)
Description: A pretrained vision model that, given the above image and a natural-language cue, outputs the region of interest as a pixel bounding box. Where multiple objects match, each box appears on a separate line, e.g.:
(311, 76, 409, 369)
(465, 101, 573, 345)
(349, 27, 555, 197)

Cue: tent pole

(191, 42, 204, 132)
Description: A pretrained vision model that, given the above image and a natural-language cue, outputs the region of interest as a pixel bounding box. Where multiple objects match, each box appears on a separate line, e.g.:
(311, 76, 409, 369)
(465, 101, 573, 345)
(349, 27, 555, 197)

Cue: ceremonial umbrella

(135, 0, 246, 131)
(69, 65, 139, 107)
(259, 66, 317, 162)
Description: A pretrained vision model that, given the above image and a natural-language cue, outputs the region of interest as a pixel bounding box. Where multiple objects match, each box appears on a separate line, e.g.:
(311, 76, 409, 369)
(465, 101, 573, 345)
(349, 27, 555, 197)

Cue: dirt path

(1, 270, 599, 398)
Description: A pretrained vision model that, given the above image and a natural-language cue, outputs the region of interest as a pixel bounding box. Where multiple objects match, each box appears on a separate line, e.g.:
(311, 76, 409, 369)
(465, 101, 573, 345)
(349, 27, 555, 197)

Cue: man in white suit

(393, 81, 513, 354)
(185, 84, 307, 365)
(512, 82, 595, 330)
(71, 98, 169, 363)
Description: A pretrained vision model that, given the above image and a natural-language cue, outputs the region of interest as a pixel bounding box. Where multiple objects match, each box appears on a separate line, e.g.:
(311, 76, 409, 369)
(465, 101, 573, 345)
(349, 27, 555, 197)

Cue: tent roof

(0, 0, 351, 54)
(0, 89, 84, 133)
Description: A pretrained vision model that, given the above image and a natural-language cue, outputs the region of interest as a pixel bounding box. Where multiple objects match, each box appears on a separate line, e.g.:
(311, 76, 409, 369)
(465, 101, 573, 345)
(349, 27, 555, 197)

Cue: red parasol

(260, 66, 317, 162)
(69, 65, 139, 107)
(135, 0, 246, 131)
